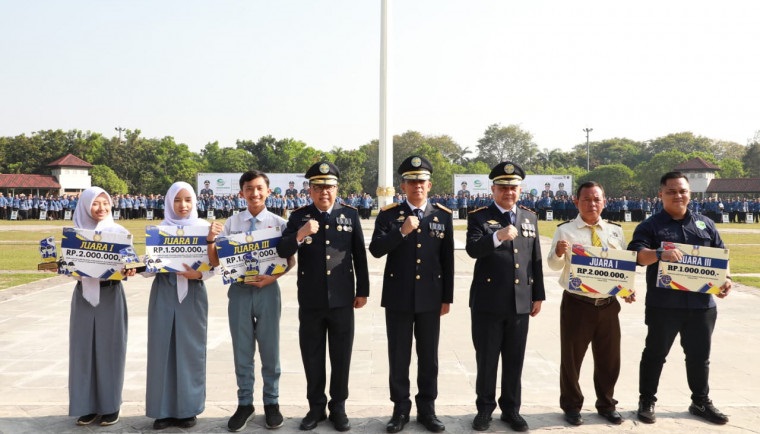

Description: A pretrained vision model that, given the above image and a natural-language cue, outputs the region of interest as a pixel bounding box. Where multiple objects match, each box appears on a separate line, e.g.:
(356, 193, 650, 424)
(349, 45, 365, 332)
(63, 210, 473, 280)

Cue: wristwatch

(655, 247, 664, 261)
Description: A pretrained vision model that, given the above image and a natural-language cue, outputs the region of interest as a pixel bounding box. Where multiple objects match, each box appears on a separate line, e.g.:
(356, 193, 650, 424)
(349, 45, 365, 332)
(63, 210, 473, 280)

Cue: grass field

(1, 218, 758, 290)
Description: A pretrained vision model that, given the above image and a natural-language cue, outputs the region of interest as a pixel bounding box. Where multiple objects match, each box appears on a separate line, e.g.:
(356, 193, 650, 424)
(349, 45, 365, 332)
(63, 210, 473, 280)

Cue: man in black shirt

(627, 172, 732, 426)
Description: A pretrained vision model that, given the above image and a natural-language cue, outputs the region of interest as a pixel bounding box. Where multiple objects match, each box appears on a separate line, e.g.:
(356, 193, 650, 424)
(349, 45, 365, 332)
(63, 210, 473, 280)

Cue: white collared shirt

(546, 215, 626, 298)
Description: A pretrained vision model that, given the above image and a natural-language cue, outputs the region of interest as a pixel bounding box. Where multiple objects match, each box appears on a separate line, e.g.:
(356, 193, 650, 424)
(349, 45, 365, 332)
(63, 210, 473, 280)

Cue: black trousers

(559, 292, 621, 413)
(385, 309, 440, 416)
(299, 306, 355, 412)
(639, 306, 717, 403)
(471, 309, 529, 414)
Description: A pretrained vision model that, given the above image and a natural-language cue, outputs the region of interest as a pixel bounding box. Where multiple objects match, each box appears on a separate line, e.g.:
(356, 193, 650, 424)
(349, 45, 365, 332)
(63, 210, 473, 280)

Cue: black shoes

(418, 414, 445, 432)
(472, 412, 492, 431)
(500, 410, 528, 432)
(328, 412, 351, 432)
(100, 411, 120, 426)
(76, 413, 98, 425)
(153, 418, 174, 430)
(598, 410, 623, 425)
(299, 409, 327, 430)
(177, 416, 197, 428)
(637, 399, 656, 424)
(386, 413, 410, 433)
(564, 411, 583, 426)
(228, 404, 255, 432)
(265, 404, 284, 429)
(689, 400, 729, 425)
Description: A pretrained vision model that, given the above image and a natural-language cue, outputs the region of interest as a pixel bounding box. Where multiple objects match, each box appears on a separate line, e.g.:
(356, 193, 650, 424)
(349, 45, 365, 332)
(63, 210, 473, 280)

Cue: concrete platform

(1, 221, 758, 433)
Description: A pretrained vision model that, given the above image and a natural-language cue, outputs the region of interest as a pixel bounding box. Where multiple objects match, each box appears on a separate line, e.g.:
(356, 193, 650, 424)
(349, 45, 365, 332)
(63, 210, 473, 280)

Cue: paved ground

(1, 220, 759, 434)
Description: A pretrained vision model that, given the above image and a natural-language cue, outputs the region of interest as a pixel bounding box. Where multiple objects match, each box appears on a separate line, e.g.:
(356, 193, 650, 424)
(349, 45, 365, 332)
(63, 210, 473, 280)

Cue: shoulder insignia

(469, 206, 487, 214)
(293, 205, 307, 212)
(557, 220, 572, 227)
(434, 203, 452, 214)
(605, 219, 622, 227)
(518, 205, 536, 214)
(342, 204, 357, 210)
(381, 202, 399, 212)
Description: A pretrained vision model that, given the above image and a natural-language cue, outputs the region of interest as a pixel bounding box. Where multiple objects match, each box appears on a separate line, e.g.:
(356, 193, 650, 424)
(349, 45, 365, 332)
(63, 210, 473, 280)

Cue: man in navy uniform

(466, 161, 545, 432)
(278, 161, 370, 432)
(369, 155, 454, 433)
(200, 180, 214, 197)
(285, 181, 298, 198)
(628, 172, 732, 426)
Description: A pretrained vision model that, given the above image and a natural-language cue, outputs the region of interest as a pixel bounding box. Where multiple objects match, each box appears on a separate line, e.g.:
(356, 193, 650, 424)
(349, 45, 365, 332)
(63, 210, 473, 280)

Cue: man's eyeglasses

(311, 184, 337, 192)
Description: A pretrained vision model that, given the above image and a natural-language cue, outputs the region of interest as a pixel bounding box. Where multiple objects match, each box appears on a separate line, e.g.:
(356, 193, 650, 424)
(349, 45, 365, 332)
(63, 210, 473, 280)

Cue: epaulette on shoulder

(469, 206, 487, 214)
(518, 205, 536, 214)
(342, 204, 357, 210)
(557, 220, 572, 227)
(293, 205, 307, 212)
(605, 219, 621, 227)
(434, 203, 452, 214)
(380, 202, 399, 212)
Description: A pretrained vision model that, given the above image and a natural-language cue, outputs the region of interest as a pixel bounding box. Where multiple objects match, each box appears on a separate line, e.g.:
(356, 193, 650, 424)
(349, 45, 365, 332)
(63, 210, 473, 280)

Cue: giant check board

(569, 244, 637, 297)
(145, 225, 213, 273)
(215, 227, 288, 284)
(657, 242, 729, 294)
(60, 227, 133, 280)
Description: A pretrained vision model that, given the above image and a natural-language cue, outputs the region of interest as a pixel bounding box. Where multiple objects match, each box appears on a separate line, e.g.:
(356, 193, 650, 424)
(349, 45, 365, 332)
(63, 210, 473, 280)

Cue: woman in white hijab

(145, 182, 214, 430)
(69, 186, 135, 427)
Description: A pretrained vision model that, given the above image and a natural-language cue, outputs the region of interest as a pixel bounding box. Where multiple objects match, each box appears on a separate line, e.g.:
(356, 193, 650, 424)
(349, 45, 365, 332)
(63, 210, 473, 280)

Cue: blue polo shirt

(628, 209, 725, 309)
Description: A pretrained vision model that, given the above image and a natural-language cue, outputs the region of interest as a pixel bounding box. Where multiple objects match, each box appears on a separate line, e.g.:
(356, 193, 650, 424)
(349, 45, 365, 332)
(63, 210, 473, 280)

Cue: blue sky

(2, 0, 759, 154)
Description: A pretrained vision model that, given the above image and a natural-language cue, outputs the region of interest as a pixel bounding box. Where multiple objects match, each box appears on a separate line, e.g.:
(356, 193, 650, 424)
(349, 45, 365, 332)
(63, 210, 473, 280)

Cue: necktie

(589, 225, 602, 247)
(414, 209, 423, 220)
(504, 211, 515, 225)
(322, 211, 330, 222)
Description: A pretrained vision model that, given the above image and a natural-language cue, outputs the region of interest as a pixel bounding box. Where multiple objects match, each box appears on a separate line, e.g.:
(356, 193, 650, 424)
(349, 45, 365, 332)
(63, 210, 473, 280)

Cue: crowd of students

(424, 191, 760, 224)
(3, 189, 760, 224)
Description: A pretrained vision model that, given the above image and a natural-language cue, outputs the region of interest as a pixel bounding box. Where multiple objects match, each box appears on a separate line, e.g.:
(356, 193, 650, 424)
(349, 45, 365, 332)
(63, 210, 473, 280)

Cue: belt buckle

(594, 297, 606, 306)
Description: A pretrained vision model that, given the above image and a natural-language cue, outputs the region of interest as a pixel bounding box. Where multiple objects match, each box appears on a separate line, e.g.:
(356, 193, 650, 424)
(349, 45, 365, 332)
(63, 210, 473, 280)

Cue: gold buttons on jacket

(325, 225, 330, 229)
(326, 240, 331, 245)
(416, 275, 420, 280)
(487, 278, 491, 282)
(515, 279, 520, 284)
(326, 255, 331, 260)
(417, 229, 422, 233)
(416, 259, 421, 264)
(417, 243, 421, 248)
(326, 270, 331, 275)
(514, 248, 519, 253)
(515, 264, 520, 269)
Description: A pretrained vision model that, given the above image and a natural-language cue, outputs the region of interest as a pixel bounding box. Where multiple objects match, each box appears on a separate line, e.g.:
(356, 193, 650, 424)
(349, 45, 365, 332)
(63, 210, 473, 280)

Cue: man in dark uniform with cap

(369, 155, 454, 433)
(466, 161, 545, 432)
(285, 181, 298, 198)
(277, 161, 370, 432)
(200, 179, 214, 197)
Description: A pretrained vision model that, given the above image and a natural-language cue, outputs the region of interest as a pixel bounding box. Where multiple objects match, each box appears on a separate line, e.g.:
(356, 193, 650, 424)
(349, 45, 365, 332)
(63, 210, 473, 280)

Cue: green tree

(742, 142, 760, 178)
(634, 150, 689, 196)
(712, 140, 746, 161)
(578, 164, 636, 198)
(645, 132, 712, 157)
(476, 124, 538, 168)
(330, 147, 367, 194)
(358, 140, 379, 196)
(463, 160, 491, 174)
(91, 165, 128, 194)
(201, 141, 255, 173)
(237, 136, 321, 173)
(718, 158, 745, 178)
